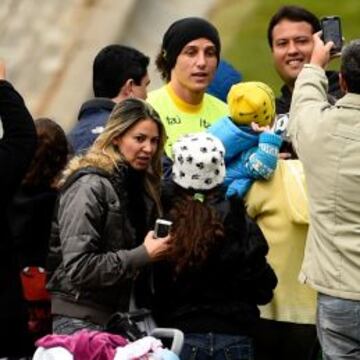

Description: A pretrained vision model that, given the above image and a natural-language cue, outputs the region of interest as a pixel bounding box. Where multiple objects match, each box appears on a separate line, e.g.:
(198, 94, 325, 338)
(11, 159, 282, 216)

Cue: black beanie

(162, 17, 221, 71)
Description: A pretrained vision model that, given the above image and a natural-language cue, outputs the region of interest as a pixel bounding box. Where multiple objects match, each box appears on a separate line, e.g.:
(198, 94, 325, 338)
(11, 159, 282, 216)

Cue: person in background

(0, 61, 37, 357)
(288, 35, 360, 359)
(9, 118, 69, 269)
(208, 81, 282, 198)
(68, 45, 150, 154)
(7, 118, 69, 348)
(245, 159, 318, 360)
(207, 59, 243, 103)
(47, 98, 170, 335)
(147, 17, 228, 157)
(152, 132, 277, 360)
(267, 5, 343, 158)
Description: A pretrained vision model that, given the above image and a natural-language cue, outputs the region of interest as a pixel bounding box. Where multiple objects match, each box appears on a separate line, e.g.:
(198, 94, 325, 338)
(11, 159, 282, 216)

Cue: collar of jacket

(335, 92, 360, 110)
(61, 166, 112, 193)
(78, 98, 116, 120)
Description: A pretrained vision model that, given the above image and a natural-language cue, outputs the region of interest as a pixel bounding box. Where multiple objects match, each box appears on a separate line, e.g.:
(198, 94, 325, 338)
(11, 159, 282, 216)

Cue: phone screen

(321, 17, 342, 53)
(154, 219, 172, 238)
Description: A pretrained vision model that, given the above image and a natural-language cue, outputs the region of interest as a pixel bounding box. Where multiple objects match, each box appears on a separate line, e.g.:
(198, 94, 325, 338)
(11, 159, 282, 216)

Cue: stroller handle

(150, 327, 184, 355)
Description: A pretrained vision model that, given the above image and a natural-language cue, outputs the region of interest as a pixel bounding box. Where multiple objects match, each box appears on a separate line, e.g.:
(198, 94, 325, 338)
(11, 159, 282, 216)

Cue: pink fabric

(36, 330, 128, 360)
(114, 336, 163, 360)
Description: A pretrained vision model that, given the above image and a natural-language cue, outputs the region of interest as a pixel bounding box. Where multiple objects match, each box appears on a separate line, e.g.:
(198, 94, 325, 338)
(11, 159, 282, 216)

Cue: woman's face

(112, 118, 160, 170)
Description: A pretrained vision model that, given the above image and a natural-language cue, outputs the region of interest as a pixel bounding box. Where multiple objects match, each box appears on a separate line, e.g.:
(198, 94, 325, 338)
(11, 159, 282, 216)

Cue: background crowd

(1, 3, 360, 360)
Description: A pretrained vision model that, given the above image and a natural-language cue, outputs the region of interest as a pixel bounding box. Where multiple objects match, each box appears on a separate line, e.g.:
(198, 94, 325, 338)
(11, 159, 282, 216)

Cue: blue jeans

(317, 293, 360, 359)
(52, 315, 103, 335)
(180, 333, 254, 360)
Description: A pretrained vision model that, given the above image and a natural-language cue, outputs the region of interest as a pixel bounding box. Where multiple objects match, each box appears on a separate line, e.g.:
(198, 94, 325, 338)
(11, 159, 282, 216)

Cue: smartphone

(321, 16, 343, 54)
(154, 219, 172, 238)
(273, 113, 290, 142)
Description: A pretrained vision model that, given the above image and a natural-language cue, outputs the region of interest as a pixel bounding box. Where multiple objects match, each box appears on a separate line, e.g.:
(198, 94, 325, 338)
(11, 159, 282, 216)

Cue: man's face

(170, 38, 218, 94)
(271, 19, 314, 87)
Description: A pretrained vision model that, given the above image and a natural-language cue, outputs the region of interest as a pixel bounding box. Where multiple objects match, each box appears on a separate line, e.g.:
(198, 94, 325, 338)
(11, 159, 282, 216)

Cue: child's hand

(251, 122, 271, 133)
(279, 152, 292, 160)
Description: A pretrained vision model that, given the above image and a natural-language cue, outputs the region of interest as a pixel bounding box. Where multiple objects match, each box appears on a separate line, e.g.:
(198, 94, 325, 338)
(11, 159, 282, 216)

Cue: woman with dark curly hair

(152, 132, 277, 360)
(8, 118, 69, 269)
(7, 118, 69, 348)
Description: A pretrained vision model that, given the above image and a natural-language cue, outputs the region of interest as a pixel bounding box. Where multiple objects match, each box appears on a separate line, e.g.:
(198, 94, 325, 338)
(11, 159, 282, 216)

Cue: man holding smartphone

(251, 7, 331, 360)
(288, 34, 360, 359)
(268, 6, 343, 116)
(249, 6, 345, 360)
(267, 5, 344, 160)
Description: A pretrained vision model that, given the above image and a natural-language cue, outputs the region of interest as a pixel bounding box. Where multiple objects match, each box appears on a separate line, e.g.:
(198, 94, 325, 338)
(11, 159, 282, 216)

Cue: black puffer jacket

(47, 166, 157, 325)
(276, 70, 343, 115)
(8, 185, 58, 268)
(152, 181, 277, 335)
(276, 71, 343, 158)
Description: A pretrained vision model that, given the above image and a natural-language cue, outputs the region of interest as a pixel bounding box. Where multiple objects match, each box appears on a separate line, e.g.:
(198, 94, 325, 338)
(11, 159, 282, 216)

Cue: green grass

(209, 0, 360, 96)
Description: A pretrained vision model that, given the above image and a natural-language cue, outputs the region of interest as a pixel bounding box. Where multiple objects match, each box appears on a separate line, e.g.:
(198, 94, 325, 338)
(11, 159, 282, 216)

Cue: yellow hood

(280, 160, 309, 224)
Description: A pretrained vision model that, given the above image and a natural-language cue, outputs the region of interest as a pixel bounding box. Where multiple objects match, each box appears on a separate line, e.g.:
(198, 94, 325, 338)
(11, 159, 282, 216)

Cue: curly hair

(167, 190, 225, 274)
(23, 118, 69, 188)
(155, 49, 170, 82)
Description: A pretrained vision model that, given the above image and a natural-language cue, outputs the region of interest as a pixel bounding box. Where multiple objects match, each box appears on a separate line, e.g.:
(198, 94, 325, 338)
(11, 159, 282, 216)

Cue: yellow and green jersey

(147, 84, 228, 156)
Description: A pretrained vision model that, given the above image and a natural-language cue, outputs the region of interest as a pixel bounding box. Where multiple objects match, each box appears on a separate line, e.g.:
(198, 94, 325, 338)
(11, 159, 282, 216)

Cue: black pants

(254, 318, 319, 360)
(0, 318, 33, 357)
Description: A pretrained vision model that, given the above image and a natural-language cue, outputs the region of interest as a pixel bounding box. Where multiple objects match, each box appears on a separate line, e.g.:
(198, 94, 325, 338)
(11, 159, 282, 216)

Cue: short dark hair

(93, 45, 149, 98)
(341, 40, 360, 94)
(267, 5, 320, 48)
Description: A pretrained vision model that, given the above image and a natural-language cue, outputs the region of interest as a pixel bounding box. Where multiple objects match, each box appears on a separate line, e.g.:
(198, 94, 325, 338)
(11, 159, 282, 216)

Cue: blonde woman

(47, 98, 170, 335)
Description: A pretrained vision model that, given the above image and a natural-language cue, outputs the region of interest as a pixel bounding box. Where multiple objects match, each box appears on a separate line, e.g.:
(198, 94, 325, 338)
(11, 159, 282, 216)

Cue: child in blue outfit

(208, 81, 282, 197)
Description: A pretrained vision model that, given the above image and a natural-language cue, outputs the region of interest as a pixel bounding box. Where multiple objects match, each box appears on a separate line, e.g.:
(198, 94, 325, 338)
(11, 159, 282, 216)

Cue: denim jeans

(52, 315, 103, 335)
(317, 293, 360, 359)
(180, 333, 254, 360)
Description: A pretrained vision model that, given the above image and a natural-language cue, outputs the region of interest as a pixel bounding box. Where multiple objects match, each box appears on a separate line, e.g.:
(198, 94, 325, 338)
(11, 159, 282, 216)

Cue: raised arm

(288, 33, 334, 154)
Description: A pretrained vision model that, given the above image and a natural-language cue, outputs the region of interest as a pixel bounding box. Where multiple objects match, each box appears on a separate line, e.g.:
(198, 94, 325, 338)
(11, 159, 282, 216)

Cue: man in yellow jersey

(147, 17, 228, 161)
